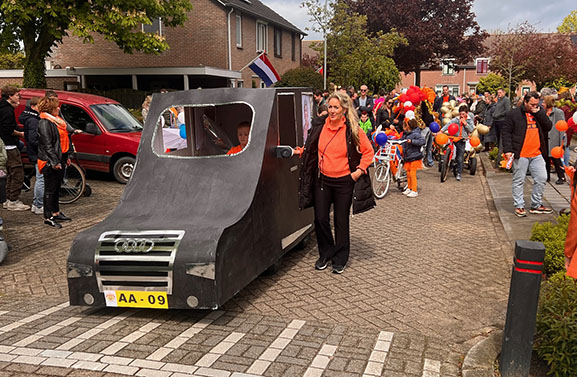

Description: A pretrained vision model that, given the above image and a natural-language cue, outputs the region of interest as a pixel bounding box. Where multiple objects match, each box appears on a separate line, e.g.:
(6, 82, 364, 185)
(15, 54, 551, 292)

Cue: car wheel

(113, 156, 135, 184)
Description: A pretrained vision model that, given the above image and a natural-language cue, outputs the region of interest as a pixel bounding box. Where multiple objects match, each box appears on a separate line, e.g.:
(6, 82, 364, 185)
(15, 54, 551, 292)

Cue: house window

(274, 28, 282, 57)
(441, 59, 455, 76)
(260, 81, 266, 88)
(291, 33, 296, 61)
(435, 85, 460, 97)
(476, 58, 489, 75)
(256, 21, 267, 52)
(143, 17, 163, 36)
(236, 14, 242, 48)
(237, 80, 244, 88)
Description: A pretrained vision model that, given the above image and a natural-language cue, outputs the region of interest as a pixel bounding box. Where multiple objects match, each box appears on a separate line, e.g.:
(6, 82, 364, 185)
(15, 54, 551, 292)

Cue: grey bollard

(500, 240, 545, 377)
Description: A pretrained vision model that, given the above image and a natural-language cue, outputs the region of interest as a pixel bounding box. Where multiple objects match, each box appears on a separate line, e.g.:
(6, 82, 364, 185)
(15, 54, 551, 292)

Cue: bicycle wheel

(372, 163, 390, 199)
(440, 149, 451, 183)
(59, 162, 86, 204)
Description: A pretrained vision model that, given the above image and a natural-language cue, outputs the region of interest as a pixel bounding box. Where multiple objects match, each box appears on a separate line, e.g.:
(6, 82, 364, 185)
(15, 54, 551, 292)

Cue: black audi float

(67, 88, 314, 309)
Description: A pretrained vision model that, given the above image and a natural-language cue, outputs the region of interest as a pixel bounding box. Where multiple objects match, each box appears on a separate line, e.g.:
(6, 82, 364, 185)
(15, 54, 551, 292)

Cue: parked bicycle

(372, 138, 407, 198)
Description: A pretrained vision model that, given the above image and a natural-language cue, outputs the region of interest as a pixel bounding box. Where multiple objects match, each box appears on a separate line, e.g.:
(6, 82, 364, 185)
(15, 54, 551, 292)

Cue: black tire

(59, 162, 86, 204)
(113, 156, 135, 184)
(83, 184, 92, 197)
(440, 149, 451, 182)
(263, 258, 283, 276)
(469, 157, 477, 175)
(295, 234, 310, 250)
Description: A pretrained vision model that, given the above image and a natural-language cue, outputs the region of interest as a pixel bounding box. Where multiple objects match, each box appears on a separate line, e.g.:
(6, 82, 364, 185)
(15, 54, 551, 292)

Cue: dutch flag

(249, 53, 281, 87)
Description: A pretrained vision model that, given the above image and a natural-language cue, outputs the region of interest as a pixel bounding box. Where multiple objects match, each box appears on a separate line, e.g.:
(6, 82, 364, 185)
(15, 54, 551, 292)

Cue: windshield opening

(91, 104, 143, 132)
(153, 103, 254, 158)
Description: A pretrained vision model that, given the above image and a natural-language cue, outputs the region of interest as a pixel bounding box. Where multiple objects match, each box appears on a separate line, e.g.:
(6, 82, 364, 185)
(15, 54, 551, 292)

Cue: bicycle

(439, 135, 477, 182)
(372, 139, 407, 198)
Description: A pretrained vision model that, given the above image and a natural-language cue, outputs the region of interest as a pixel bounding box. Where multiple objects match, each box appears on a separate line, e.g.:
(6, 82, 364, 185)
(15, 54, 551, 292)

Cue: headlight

(67, 262, 93, 278)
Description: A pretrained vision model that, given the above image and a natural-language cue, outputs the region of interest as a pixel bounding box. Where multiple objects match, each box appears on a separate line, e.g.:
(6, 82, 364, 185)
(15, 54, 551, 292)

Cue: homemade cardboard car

(67, 88, 315, 309)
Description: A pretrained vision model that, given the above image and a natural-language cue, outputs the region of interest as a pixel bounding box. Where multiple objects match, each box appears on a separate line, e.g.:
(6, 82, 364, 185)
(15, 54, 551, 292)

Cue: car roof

(19, 89, 119, 107)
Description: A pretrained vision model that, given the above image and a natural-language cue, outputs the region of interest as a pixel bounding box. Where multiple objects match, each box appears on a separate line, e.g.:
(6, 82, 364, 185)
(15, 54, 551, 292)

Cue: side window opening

(153, 103, 254, 158)
(60, 104, 93, 132)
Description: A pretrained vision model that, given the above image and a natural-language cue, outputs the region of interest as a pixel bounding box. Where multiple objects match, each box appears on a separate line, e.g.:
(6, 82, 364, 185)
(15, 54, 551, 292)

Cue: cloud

(263, 0, 324, 40)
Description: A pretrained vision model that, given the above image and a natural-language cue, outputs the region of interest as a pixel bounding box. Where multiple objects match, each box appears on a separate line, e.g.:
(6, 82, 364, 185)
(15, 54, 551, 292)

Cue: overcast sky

(262, 0, 576, 40)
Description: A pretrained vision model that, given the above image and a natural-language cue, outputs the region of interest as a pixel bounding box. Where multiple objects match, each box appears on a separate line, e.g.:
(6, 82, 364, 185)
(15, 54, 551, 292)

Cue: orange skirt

(404, 159, 423, 170)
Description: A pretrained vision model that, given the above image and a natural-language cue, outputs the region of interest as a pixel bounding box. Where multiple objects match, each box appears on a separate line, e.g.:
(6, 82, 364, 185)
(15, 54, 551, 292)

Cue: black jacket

(354, 96, 375, 123)
(38, 118, 67, 168)
(433, 94, 456, 112)
(375, 107, 393, 129)
(402, 128, 426, 162)
(19, 107, 40, 163)
(502, 106, 552, 159)
(0, 99, 20, 146)
(298, 115, 375, 215)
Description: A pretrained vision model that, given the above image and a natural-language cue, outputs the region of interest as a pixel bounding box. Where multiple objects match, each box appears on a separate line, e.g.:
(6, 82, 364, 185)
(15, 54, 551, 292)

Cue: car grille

(95, 230, 185, 294)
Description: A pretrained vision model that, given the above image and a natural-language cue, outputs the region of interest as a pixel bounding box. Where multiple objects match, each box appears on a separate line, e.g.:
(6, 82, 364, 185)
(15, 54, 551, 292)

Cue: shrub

(535, 272, 577, 377)
(488, 146, 499, 161)
(530, 215, 570, 276)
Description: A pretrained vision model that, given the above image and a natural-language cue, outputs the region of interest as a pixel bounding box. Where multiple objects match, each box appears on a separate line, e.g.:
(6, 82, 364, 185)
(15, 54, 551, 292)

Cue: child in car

(227, 121, 250, 155)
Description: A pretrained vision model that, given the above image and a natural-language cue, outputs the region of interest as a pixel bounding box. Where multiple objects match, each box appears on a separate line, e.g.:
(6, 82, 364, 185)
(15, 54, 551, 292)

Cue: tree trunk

(414, 68, 421, 87)
(23, 58, 47, 89)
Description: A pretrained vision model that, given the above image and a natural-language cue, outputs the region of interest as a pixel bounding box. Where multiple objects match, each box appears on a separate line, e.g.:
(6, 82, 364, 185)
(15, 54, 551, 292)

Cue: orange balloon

(469, 136, 481, 147)
(551, 146, 564, 159)
(435, 133, 449, 145)
(556, 120, 568, 132)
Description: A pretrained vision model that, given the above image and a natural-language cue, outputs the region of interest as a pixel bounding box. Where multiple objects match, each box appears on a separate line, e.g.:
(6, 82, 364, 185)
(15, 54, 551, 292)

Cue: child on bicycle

(441, 104, 475, 181)
(402, 118, 425, 197)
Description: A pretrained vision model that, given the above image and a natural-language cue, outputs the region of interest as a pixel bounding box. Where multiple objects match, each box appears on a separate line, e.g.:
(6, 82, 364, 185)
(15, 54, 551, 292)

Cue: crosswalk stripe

(362, 331, 393, 377)
(0, 302, 69, 334)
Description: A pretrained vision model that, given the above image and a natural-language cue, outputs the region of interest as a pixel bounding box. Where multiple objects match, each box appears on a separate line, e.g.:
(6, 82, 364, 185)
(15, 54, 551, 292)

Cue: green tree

(0, 1, 192, 88)
(323, 2, 406, 92)
(275, 67, 324, 89)
(0, 52, 25, 69)
(558, 10, 577, 33)
(476, 73, 508, 96)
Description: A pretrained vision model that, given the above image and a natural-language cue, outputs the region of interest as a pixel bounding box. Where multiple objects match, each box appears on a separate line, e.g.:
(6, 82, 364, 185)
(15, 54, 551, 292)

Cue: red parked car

(16, 89, 142, 184)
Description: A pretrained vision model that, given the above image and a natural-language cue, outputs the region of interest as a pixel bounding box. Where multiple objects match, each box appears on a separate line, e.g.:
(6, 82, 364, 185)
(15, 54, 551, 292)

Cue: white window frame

(441, 59, 455, 76)
(237, 80, 244, 88)
(236, 14, 242, 48)
(260, 80, 266, 88)
(142, 17, 163, 36)
(475, 58, 490, 75)
(435, 84, 460, 97)
(256, 21, 268, 53)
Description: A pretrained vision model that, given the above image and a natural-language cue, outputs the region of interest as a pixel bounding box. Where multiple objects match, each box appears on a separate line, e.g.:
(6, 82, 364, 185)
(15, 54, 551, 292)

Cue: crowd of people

(307, 83, 577, 276)
(0, 86, 73, 231)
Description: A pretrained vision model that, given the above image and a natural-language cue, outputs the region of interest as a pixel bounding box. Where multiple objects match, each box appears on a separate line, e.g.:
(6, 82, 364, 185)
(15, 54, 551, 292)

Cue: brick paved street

(0, 164, 519, 377)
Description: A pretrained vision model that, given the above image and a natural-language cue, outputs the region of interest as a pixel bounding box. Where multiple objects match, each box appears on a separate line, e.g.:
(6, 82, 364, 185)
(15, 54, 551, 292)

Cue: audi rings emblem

(114, 238, 155, 253)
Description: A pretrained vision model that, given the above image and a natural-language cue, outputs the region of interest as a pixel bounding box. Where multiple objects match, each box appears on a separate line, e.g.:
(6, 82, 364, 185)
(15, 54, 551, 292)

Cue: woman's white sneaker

(407, 191, 419, 198)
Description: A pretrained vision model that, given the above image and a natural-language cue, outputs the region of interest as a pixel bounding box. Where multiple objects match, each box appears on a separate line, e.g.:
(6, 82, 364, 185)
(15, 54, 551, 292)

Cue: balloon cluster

(397, 86, 428, 120)
(439, 100, 459, 126)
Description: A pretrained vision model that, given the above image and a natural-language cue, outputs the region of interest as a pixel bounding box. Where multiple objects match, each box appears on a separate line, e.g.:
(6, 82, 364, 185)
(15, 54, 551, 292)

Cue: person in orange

(227, 121, 250, 155)
(298, 92, 374, 274)
(37, 97, 72, 228)
(401, 119, 425, 197)
(502, 91, 553, 218)
(565, 163, 577, 278)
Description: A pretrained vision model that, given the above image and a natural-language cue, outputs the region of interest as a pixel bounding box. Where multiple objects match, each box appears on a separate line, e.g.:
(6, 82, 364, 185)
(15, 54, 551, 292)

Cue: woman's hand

(566, 256, 572, 271)
(351, 169, 363, 182)
(54, 164, 62, 170)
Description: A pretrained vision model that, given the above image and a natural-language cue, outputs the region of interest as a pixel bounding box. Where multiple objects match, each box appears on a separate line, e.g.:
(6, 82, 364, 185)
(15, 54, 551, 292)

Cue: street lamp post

(323, 0, 328, 90)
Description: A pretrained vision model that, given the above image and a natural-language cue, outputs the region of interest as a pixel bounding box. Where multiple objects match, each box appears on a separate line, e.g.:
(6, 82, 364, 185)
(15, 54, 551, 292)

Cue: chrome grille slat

(95, 230, 185, 294)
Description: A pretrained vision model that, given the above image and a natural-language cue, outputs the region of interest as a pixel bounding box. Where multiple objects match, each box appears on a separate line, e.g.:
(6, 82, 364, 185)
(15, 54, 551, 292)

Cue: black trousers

(455, 139, 466, 175)
(43, 157, 66, 218)
(313, 174, 355, 267)
(547, 156, 564, 181)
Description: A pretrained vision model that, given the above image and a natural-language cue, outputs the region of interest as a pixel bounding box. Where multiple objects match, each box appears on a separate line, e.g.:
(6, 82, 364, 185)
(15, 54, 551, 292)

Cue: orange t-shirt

(318, 117, 373, 178)
(38, 113, 70, 173)
(226, 145, 243, 155)
(519, 113, 541, 158)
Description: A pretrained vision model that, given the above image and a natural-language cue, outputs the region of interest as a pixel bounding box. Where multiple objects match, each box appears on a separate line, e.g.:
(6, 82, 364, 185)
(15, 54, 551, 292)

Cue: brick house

(45, 0, 305, 91)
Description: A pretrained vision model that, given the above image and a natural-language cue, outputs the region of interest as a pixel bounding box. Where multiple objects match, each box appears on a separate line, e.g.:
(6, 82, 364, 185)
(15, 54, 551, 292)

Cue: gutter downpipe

(227, 8, 234, 86)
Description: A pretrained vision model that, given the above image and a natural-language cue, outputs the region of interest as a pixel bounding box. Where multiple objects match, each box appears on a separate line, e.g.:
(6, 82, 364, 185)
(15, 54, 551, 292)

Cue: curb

(462, 330, 503, 377)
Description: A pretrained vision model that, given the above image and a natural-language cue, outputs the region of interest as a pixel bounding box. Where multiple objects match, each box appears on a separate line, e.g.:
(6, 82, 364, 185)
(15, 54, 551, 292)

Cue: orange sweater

(318, 116, 373, 178)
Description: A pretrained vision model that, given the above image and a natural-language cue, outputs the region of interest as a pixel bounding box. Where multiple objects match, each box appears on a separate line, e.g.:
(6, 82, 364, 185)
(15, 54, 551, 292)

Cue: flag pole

(239, 51, 265, 72)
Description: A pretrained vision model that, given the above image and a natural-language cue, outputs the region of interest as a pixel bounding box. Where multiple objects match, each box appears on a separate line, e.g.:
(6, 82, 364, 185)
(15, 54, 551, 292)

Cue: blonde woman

(298, 92, 375, 274)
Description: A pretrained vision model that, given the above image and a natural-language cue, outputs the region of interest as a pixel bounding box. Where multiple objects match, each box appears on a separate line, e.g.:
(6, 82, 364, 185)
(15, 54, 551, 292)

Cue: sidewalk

(481, 152, 572, 248)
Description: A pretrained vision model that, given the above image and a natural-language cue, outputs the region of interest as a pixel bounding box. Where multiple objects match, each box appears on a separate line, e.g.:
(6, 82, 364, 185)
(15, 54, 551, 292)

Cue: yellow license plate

(103, 290, 168, 309)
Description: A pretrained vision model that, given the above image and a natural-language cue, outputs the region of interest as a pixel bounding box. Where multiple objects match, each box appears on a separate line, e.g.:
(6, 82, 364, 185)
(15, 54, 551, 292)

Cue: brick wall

(50, 0, 228, 69)
(231, 11, 301, 87)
